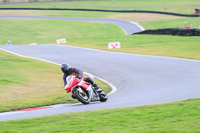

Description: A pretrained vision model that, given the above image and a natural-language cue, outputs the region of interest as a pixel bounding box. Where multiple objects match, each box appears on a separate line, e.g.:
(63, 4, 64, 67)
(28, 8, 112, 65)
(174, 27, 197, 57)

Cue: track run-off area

(0, 16, 200, 121)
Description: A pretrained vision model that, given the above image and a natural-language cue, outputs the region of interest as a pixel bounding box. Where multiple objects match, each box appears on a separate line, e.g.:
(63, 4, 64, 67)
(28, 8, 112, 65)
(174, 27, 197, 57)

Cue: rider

(61, 64, 100, 97)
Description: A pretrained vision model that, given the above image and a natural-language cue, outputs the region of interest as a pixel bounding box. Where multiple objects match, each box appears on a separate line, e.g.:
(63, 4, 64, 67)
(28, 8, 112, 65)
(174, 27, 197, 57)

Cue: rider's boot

(93, 83, 102, 92)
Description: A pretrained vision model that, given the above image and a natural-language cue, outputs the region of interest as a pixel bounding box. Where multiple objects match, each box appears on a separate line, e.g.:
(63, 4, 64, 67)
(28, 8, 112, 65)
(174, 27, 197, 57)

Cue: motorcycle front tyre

(73, 88, 90, 105)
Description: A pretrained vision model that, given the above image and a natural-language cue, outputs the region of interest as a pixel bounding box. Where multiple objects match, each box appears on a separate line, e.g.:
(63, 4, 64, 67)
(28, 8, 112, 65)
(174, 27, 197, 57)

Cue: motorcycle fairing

(65, 77, 81, 92)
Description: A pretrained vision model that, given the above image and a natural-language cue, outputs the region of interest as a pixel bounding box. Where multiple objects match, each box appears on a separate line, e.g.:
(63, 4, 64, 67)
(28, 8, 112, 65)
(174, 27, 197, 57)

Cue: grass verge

(0, 50, 111, 112)
(69, 35, 200, 60)
(140, 17, 200, 29)
(0, 98, 199, 132)
(0, 18, 124, 45)
(0, 0, 200, 14)
(0, 19, 200, 60)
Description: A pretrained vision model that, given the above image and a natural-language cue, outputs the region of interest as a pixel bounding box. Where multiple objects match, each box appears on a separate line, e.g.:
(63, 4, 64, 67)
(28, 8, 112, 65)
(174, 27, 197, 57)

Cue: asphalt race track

(0, 44, 200, 121)
(0, 16, 200, 121)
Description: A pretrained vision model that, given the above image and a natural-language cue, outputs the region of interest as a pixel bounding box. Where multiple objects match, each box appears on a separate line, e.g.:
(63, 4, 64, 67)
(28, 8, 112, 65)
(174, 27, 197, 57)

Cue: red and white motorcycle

(65, 76, 108, 104)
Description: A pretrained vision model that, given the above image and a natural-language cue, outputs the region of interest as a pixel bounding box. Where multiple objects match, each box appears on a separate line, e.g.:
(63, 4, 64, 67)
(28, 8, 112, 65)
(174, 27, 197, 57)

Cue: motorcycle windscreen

(65, 77, 80, 92)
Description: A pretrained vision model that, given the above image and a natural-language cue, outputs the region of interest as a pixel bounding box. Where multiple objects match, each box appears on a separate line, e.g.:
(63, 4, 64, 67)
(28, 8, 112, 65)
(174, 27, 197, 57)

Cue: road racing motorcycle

(65, 76, 108, 104)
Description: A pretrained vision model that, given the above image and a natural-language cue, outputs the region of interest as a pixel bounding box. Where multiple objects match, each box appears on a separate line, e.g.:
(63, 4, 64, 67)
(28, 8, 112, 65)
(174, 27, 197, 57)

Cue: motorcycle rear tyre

(99, 90, 108, 102)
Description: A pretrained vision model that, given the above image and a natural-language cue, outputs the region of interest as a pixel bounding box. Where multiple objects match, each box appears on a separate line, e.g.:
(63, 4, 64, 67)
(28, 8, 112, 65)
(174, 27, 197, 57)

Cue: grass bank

(0, 19, 199, 60)
(0, 98, 199, 132)
(0, 18, 124, 45)
(0, 10, 189, 25)
(0, 50, 111, 112)
(69, 35, 200, 60)
(0, 0, 199, 23)
(141, 17, 200, 29)
(0, 0, 199, 30)
(0, 0, 200, 14)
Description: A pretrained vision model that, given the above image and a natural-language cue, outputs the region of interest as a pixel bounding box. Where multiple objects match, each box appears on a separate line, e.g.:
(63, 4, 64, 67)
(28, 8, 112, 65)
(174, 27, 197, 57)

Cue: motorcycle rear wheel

(99, 89, 108, 102)
(74, 87, 90, 105)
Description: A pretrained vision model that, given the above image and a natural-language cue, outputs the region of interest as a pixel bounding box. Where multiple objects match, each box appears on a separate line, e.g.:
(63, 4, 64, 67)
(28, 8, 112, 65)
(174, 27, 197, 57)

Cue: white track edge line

(130, 21, 145, 31)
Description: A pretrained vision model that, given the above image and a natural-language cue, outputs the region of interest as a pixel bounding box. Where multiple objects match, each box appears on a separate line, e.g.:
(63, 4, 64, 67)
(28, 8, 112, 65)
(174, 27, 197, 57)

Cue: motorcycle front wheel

(73, 87, 90, 105)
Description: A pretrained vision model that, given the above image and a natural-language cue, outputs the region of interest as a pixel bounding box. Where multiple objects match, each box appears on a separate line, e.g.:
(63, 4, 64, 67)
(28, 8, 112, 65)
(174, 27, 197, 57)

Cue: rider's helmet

(61, 64, 70, 73)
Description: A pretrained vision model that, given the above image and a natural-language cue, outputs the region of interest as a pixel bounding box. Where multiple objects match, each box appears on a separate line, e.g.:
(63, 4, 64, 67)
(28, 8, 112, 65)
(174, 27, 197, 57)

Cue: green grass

(69, 35, 200, 60)
(0, 98, 199, 132)
(0, 18, 124, 45)
(141, 17, 200, 29)
(0, 1, 199, 131)
(0, 0, 200, 14)
(0, 50, 111, 112)
(0, 18, 200, 60)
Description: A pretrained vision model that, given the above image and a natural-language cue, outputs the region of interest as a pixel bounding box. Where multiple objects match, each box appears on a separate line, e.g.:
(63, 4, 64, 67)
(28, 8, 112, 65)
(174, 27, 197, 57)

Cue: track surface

(0, 45, 200, 121)
(0, 16, 200, 121)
